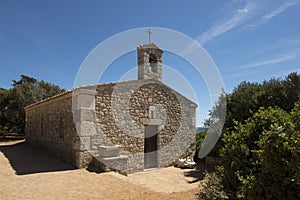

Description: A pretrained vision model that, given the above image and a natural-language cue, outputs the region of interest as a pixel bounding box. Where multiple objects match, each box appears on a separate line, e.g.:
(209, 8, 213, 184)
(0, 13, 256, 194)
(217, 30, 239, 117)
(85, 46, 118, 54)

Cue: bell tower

(137, 43, 163, 82)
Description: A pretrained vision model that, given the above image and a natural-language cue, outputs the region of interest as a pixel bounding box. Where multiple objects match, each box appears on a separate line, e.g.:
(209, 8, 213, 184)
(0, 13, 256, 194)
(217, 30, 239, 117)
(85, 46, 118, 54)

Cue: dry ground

(0, 140, 201, 200)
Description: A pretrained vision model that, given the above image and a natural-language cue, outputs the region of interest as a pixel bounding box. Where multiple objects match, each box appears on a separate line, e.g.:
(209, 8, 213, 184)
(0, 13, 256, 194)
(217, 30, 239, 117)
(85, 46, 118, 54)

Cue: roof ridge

(25, 79, 197, 110)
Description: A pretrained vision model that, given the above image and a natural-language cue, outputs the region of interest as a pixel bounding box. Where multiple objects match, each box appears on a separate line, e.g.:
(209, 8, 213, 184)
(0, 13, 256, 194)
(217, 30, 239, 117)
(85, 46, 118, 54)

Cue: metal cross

(146, 28, 152, 44)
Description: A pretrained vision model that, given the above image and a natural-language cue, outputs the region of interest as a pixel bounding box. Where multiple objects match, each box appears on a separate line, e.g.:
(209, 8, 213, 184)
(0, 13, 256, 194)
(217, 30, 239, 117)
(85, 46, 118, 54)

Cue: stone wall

(91, 79, 197, 173)
(25, 92, 78, 166)
(25, 89, 94, 168)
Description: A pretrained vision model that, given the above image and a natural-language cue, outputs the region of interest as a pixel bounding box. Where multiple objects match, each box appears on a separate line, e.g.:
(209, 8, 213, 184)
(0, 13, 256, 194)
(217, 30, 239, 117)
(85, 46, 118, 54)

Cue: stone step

(101, 155, 128, 161)
(96, 155, 128, 172)
(98, 145, 121, 157)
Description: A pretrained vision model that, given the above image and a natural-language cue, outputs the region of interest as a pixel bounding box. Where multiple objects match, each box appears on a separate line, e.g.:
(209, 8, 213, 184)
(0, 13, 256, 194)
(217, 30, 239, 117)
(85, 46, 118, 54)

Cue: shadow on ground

(184, 160, 217, 184)
(0, 140, 76, 175)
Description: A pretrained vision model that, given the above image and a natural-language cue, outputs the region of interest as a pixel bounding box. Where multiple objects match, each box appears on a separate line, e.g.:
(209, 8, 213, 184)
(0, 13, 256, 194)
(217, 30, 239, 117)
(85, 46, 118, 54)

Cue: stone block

(73, 109, 96, 122)
(98, 145, 121, 157)
(97, 155, 128, 172)
(75, 121, 97, 136)
(72, 89, 96, 110)
(141, 118, 163, 125)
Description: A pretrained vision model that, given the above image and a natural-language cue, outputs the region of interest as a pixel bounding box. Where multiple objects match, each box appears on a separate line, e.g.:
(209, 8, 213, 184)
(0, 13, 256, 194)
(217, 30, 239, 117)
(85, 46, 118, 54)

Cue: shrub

(198, 171, 228, 200)
(200, 101, 300, 199)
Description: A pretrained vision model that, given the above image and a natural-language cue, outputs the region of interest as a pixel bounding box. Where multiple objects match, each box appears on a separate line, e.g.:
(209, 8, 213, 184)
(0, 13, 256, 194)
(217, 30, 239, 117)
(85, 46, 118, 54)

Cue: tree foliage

(203, 72, 300, 156)
(198, 171, 229, 200)
(199, 102, 300, 199)
(224, 72, 300, 131)
(0, 75, 65, 134)
(198, 72, 300, 199)
(220, 105, 300, 199)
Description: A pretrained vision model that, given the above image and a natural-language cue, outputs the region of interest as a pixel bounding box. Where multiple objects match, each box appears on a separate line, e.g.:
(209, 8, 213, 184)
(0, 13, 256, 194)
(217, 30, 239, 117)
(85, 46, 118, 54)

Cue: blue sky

(0, 0, 299, 125)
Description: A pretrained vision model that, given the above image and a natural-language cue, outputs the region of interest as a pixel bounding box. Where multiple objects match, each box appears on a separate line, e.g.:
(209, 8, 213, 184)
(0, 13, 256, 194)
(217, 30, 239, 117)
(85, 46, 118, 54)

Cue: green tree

(201, 91, 227, 157)
(198, 72, 300, 199)
(199, 103, 300, 199)
(0, 75, 65, 134)
(220, 107, 293, 199)
(225, 81, 262, 130)
(0, 88, 10, 134)
(202, 72, 300, 157)
(283, 72, 300, 110)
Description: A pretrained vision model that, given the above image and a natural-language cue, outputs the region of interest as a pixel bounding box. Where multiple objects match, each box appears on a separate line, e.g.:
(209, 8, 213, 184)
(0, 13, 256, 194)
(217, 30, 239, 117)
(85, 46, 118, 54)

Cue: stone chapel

(25, 43, 197, 173)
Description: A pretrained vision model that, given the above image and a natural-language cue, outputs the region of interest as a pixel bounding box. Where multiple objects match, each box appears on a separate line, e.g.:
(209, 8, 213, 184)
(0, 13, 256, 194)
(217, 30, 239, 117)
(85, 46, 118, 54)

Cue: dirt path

(0, 140, 199, 200)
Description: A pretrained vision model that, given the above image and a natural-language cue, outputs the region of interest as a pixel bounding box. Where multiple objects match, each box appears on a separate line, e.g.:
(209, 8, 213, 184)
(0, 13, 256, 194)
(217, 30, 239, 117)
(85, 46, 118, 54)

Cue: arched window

(148, 54, 158, 73)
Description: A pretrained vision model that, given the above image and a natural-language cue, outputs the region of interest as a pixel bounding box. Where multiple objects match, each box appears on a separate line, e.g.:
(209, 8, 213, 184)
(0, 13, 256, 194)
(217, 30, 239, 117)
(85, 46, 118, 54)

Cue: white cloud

(197, 3, 255, 45)
(182, 1, 297, 54)
(230, 70, 258, 79)
(262, 1, 296, 22)
(238, 8, 248, 13)
(247, 1, 297, 27)
(197, 14, 244, 45)
(237, 53, 297, 69)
